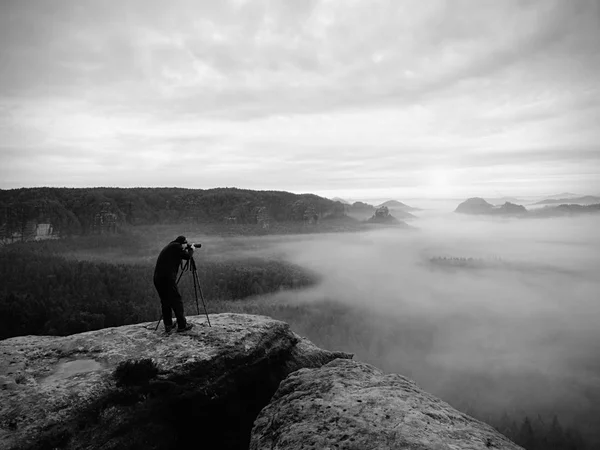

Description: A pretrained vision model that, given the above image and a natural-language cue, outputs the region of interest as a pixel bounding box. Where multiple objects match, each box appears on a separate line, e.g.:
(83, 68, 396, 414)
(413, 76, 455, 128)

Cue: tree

(517, 417, 536, 450)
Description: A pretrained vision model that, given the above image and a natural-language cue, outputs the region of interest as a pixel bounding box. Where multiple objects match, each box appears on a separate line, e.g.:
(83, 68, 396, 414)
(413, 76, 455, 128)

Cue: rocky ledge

(0, 314, 350, 450)
(1, 314, 522, 450)
(251, 359, 522, 450)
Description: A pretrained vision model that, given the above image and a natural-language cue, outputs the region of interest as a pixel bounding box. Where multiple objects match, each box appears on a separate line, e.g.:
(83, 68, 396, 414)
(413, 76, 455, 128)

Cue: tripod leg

(154, 313, 162, 331)
(194, 271, 211, 327)
(191, 270, 201, 316)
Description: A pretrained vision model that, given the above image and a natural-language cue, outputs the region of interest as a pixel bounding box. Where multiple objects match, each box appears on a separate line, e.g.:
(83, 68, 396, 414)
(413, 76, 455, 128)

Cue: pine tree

(517, 417, 536, 450)
(548, 415, 566, 450)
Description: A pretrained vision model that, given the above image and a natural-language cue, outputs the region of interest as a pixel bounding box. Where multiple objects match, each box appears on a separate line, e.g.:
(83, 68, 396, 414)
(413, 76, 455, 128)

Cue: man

(154, 235, 194, 333)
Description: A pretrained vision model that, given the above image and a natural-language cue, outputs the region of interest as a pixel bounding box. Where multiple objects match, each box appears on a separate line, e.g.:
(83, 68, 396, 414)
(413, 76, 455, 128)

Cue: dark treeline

(0, 187, 348, 238)
(0, 242, 316, 339)
(496, 414, 587, 450)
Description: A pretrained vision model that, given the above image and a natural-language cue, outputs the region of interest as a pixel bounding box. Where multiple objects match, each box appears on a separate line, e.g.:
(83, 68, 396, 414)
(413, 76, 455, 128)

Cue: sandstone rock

(0, 314, 351, 450)
(250, 359, 523, 450)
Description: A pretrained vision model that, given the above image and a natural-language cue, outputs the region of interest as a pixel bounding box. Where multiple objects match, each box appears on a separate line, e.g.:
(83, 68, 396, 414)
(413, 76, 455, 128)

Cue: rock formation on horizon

(377, 199, 420, 212)
(366, 206, 409, 226)
(455, 198, 528, 216)
(496, 202, 528, 215)
(455, 197, 495, 214)
(1, 314, 522, 450)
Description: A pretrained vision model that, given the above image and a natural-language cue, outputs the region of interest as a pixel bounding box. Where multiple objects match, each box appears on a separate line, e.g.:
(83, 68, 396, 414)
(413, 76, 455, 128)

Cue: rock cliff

(1, 314, 522, 450)
(251, 359, 523, 450)
(0, 314, 350, 450)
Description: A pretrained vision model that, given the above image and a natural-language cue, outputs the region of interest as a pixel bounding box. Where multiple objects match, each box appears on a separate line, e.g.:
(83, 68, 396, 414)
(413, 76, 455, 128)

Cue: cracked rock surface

(250, 358, 523, 450)
(0, 313, 351, 450)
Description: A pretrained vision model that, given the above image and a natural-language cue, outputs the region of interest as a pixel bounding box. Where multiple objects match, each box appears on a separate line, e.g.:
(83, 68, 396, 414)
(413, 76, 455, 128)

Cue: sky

(1, 0, 599, 200)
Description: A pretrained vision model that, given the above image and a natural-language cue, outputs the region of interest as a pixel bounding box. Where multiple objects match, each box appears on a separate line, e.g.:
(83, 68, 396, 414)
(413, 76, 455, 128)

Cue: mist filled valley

(203, 209, 600, 444)
(2, 204, 599, 448)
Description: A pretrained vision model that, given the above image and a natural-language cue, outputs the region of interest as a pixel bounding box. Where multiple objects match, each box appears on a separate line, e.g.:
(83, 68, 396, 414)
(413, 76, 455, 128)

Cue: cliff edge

(251, 359, 523, 450)
(1, 314, 522, 450)
(0, 314, 350, 450)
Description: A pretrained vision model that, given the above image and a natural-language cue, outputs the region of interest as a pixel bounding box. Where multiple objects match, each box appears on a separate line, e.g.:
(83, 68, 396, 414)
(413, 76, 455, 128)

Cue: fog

(191, 208, 600, 431)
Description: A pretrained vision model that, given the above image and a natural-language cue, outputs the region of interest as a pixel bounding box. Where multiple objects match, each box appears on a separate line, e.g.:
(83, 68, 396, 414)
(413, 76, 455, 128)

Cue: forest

(0, 237, 316, 338)
(0, 187, 349, 238)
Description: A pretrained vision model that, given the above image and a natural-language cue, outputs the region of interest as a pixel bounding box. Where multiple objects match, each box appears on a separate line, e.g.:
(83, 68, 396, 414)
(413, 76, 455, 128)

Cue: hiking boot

(176, 323, 194, 333)
(165, 321, 178, 333)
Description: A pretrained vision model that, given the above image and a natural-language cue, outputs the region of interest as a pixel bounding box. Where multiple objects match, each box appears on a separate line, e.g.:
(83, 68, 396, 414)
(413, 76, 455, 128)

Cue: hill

(455, 197, 600, 218)
(377, 199, 420, 211)
(483, 197, 523, 205)
(530, 203, 600, 217)
(0, 187, 351, 240)
(331, 197, 350, 204)
(345, 201, 417, 221)
(455, 197, 496, 214)
(364, 205, 411, 227)
(455, 198, 528, 216)
(533, 195, 600, 205)
(542, 192, 580, 199)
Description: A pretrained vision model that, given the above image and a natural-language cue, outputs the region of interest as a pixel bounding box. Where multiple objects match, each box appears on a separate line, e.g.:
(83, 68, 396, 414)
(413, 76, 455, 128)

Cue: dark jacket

(154, 241, 193, 281)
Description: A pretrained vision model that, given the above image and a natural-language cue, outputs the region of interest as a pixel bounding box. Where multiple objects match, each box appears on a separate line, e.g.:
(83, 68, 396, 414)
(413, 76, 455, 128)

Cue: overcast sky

(1, 0, 599, 200)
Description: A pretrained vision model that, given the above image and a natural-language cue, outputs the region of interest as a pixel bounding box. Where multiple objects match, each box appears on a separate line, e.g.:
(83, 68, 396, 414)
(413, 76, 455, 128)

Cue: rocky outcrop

(496, 202, 527, 215)
(366, 206, 411, 227)
(455, 199, 528, 216)
(2, 314, 523, 450)
(377, 200, 420, 212)
(250, 359, 523, 450)
(0, 314, 351, 450)
(455, 197, 495, 214)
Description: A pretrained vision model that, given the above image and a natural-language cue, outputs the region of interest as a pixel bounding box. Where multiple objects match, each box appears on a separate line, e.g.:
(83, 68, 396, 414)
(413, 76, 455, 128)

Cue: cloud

(0, 0, 599, 195)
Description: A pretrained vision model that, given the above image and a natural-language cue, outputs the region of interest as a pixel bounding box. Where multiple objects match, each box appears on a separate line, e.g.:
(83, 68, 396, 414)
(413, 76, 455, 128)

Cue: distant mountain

(455, 198, 527, 216)
(484, 197, 523, 205)
(455, 198, 495, 214)
(533, 195, 600, 205)
(350, 201, 374, 210)
(530, 203, 600, 217)
(345, 201, 417, 221)
(544, 192, 580, 199)
(455, 197, 600, 218)
(365, 205, 409, 227)
(496, 202, 528, 215)
(376, 200, 420, 211)
(331, 197, 351, 205)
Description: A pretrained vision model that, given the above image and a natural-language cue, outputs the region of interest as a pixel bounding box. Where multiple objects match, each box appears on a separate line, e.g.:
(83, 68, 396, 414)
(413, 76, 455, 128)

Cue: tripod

(155, 255, 212, 331)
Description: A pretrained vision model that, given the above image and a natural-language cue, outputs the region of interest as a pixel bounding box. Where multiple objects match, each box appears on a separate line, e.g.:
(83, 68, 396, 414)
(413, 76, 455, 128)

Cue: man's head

(174, 235, 187, 245)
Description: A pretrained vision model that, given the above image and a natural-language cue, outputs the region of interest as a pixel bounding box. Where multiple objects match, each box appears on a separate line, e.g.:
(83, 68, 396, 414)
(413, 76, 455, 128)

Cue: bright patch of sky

(1, 0, 599, 199)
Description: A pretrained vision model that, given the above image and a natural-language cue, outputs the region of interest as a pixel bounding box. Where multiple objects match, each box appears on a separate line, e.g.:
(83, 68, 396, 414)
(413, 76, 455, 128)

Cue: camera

(186, 243, 202, 249)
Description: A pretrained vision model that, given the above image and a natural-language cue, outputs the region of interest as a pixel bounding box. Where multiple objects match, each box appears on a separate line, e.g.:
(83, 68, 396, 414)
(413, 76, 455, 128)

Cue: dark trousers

(154, 277, 187, 329)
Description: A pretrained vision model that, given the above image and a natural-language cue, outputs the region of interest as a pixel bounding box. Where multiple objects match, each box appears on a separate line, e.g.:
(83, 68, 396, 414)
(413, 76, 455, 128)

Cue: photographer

(153, 235, 195, 333)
